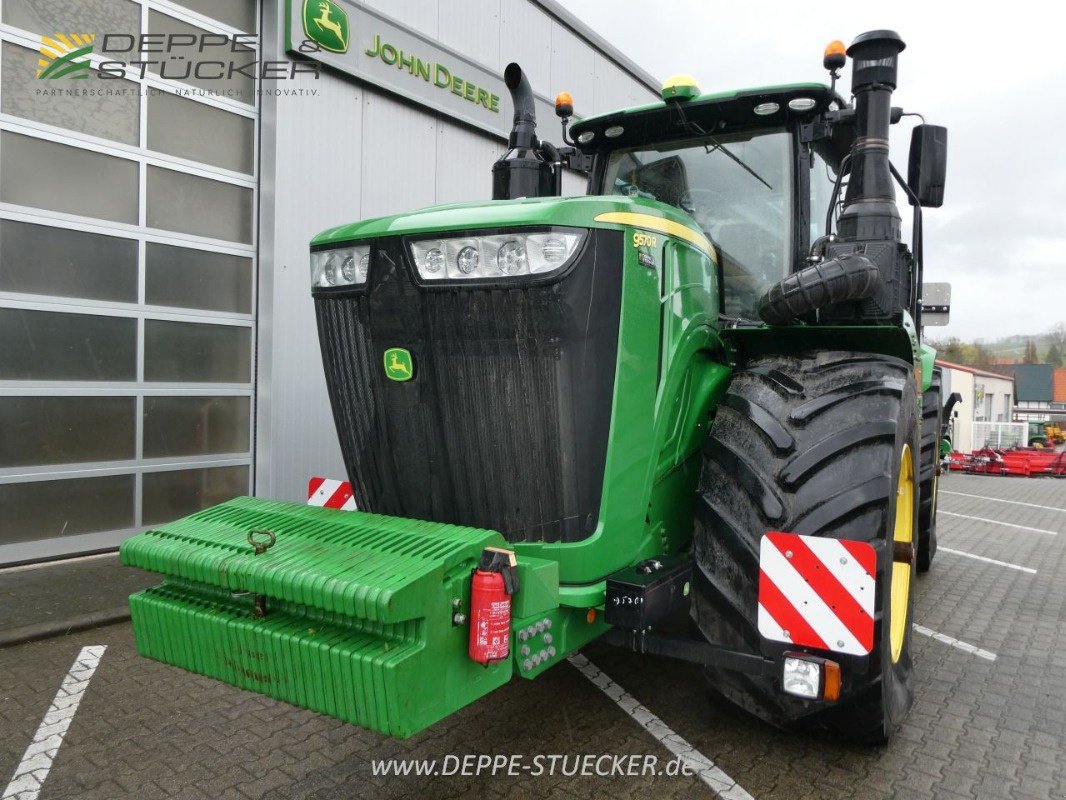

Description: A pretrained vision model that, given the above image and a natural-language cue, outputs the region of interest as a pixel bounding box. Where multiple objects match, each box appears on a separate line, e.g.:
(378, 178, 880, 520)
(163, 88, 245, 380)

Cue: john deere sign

(286, 0, 554, 139)
(302, 0, 349, 53)
(364, 34, 499, 113)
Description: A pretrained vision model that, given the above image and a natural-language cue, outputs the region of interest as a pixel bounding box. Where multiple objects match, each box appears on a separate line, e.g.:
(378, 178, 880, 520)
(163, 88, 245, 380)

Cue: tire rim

(890, 443, 915, 663)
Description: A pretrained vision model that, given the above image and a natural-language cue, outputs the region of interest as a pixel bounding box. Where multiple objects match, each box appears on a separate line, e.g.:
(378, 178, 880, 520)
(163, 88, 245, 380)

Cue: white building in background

(937, 360, 1016, 452)
(0, 0, 658, 564)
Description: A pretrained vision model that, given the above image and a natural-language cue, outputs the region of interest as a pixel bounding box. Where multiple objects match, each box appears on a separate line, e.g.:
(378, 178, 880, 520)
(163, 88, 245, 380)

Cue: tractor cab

(570, 83, 851, 319)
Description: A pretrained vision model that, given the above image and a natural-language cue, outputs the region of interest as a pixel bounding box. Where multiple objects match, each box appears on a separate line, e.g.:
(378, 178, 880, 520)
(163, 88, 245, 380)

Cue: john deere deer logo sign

(303, 0, 349, 53)
(383, 348, 413, 382)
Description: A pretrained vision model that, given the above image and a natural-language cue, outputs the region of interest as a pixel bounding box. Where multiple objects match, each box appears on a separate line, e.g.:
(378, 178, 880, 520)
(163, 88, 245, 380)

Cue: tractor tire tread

(693, 350, 917, 743)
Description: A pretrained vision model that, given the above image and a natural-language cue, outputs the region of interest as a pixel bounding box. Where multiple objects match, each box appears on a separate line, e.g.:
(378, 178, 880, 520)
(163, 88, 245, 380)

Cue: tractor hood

(311, 195, 713, 258)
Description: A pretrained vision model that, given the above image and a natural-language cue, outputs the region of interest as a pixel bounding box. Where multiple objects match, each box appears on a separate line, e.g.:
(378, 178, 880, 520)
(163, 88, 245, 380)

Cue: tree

(935, 337, 966, 363)
(1047, 343, 1063, 367)
(1048, 322, 1066, 347)
(974, 341, 992, 365)
(1024, 339, 1038, 363)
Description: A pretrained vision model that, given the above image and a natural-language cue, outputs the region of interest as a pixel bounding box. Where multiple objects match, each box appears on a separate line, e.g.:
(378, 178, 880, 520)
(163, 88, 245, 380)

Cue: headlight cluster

(310, 244, 370, 288)
(409, 230, 584, 281)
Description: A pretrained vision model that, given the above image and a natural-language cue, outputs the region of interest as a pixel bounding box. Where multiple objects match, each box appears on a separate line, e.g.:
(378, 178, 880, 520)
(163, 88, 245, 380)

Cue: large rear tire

(692, 351, 918, 744)
(917, 368, 942, 573)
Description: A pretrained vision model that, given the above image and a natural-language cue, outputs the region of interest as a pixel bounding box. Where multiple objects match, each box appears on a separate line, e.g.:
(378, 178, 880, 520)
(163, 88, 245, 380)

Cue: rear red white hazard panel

(307, 477, 356, 511)
(758, 531, 876, 656)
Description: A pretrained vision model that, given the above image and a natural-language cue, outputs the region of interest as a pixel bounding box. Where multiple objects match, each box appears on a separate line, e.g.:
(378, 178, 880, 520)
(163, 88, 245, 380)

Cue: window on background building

(0, 220, 139, 302)
(0, 132, 139, 224)
(1, 42, 140, 143)
(0, 0, 260, 564)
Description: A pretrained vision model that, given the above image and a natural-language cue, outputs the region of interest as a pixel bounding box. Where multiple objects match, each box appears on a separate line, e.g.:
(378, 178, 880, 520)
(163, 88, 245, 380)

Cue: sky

(567, 0, 1065, 342)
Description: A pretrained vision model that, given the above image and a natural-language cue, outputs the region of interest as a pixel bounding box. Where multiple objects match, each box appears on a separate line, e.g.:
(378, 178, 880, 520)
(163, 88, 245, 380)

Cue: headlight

(782, 656, 821, 699)
(409, 229, 585, 282)
(781, 653, 841, 702)
(310, 244, 371, 288)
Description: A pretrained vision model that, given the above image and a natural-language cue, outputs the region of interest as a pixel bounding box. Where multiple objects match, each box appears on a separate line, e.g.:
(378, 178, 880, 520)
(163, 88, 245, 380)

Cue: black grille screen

(314, 230, 623, 543)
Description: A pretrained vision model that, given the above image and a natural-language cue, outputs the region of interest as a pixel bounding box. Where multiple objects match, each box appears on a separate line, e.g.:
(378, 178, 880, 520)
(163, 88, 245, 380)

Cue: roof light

(661, 74, 699, 102)
(577, 130, 595, 144)
(604, 125, 624, 138)
(788, 97, 817, 111)
(554, 91, 574, 118)
(754, 101, 779, 116)
(823, 39, 847, 71)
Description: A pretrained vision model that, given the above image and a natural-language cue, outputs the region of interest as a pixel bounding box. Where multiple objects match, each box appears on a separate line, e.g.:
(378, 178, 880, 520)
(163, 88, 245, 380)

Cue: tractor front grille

(314, 229, 622, 543)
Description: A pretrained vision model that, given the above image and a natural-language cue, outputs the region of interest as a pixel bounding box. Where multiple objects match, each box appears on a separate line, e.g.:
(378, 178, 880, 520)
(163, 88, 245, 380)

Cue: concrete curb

(0, 606, 131, 649)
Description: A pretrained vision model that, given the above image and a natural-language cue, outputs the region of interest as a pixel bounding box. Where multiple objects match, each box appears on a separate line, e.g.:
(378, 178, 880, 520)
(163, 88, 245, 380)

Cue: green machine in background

(122, 31, 949, 744)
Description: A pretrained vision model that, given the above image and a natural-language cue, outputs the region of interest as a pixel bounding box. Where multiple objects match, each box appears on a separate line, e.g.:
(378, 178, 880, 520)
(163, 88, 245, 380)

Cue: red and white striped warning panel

(758, 531, 876, 656)
(307, 476, 357, 511)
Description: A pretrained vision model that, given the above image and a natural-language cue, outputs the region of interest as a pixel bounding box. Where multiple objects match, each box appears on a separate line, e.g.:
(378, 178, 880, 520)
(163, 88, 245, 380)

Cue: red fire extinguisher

(469, 547, 520, 665)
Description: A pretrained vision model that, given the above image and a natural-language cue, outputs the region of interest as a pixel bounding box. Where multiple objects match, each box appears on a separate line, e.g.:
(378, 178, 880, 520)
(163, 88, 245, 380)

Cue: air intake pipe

(492, 63, 556, 200)
(758, 30, 911, 325)
(836, 30, 906, 242)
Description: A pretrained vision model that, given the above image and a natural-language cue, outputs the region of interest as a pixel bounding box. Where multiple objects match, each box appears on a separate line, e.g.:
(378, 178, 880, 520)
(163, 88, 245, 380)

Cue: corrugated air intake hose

(757, 253, 882, 325)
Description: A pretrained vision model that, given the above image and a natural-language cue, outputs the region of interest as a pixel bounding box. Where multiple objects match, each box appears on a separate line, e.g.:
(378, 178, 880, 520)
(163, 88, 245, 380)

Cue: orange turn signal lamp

(823, 659, 842, 701)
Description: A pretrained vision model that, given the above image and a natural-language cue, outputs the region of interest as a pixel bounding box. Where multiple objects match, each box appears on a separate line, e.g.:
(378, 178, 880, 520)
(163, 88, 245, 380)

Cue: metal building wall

(257, 0, 658, 503)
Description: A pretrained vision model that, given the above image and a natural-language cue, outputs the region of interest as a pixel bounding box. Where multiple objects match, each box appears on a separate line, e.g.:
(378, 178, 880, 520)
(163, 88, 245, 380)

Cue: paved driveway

(2, 473, 1064, 799)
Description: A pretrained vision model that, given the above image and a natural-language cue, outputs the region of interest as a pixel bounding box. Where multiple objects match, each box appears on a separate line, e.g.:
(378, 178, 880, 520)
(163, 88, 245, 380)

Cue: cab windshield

(603, 129, 793, 319)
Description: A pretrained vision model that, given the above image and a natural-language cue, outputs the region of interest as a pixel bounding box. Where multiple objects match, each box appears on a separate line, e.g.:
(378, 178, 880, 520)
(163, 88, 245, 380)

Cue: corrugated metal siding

(438, 0, 502, 73)
(499, 0, 552, 100)
(360, 92, 439, 218)
(435, 124, 507, 205)
(594, 54, 651, 115)
(258, 0, 657, 504)
(550, 21, 595, 116)
(360, 0, 439, 38)
(259, 68, 365, 498)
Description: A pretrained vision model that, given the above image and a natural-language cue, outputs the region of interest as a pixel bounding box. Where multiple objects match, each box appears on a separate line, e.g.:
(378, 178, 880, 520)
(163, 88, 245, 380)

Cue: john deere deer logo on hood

(383, 348, 413, 382)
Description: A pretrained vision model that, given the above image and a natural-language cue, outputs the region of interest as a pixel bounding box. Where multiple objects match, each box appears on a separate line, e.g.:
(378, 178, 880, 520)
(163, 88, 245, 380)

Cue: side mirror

(907, 124, 947, 207)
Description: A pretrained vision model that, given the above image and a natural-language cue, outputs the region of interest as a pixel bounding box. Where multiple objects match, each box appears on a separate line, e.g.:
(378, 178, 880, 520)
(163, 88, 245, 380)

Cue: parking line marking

(913, 624, 996, 661)
(938, 510, 1058, 535)
(569, 654, 754, 800)
(938, 546, 1037, 574)
(941, 491, 1066, 513)
(2, 645, 106, 800)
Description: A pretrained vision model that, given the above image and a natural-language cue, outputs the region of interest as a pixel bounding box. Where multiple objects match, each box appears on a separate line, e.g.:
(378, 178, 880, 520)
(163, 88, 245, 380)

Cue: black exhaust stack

(492, 63, 556, 200)
(836, 30, 906, 242)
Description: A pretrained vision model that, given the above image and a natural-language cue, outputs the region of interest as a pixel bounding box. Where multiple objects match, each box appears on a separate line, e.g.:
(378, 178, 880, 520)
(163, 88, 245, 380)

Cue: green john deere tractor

(121, 30, 949, 744)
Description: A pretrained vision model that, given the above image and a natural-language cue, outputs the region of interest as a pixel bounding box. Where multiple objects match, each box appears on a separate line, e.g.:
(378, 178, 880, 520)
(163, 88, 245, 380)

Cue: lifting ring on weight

(248, 529, 276, 556)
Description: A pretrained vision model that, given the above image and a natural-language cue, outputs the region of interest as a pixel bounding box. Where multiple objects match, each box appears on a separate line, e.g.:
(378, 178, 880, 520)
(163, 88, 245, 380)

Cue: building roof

(936, 360, 1017, 383)
(995, 363, 1054, 402)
